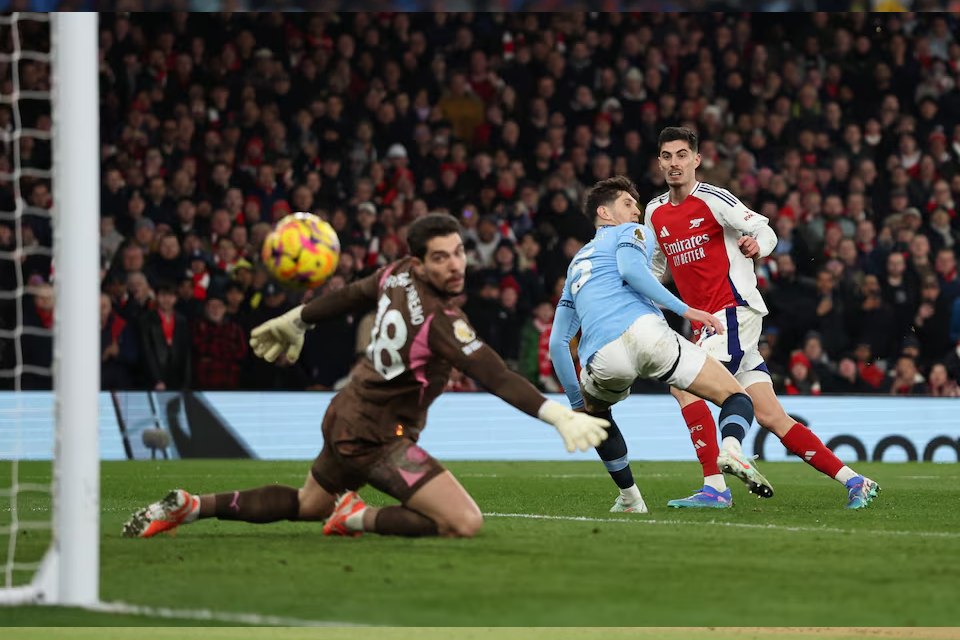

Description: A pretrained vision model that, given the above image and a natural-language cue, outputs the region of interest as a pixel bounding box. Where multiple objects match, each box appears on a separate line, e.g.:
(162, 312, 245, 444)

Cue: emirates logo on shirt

(662, 233, 711, 268)
(662, 233, 711, 256)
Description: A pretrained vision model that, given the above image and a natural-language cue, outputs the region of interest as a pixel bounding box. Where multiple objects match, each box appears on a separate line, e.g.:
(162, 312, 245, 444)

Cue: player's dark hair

(582, 175, 640, 223)
(658, 126, 699, 154)
(407, 213, 463, 260)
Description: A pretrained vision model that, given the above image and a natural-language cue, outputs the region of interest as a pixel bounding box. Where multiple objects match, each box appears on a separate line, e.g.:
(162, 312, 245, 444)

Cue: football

(261, 212, 340, 290)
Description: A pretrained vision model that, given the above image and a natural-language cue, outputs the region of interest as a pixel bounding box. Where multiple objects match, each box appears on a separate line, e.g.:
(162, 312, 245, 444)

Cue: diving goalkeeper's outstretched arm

(249, 268, 382, 363)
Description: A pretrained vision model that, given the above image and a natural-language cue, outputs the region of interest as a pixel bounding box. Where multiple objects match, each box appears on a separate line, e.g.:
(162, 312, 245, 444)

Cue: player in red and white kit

(645, 127, 879, 509)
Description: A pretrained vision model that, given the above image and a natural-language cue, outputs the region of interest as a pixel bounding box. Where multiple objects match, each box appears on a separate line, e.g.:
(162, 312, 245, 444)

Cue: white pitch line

(460, 473, 605, 479)
(92, 600, 371, 627)
(459, 473, 681, 479)
(484, 512, 960, 539)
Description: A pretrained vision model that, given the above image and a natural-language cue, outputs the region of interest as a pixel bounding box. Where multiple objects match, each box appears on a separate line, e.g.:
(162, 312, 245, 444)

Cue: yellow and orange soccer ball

(261, 212, 340, 290)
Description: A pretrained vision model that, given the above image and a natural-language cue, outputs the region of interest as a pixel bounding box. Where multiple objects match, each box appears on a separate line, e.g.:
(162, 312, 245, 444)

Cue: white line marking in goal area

(484, 512, 960, 539)
(92, 600, 371, 627)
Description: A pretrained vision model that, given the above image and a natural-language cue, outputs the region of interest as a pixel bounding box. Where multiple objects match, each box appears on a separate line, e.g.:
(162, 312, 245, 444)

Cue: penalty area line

(484, 512, 960, 539)
(91, 600, 373, 627)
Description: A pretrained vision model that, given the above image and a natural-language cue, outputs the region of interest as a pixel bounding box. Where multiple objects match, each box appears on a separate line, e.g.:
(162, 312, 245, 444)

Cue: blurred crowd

(4, 1, 960, 11)
(1, 11, 960, 398)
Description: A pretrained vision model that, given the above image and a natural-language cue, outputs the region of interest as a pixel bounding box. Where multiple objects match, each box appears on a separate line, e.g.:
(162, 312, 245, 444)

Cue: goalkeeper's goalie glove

(537, 400, 610, 453)
(249, 304, 314, 364)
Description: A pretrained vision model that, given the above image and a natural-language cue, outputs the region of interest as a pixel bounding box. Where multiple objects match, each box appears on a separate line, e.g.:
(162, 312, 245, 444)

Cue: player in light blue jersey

(550, 176, 760, 511)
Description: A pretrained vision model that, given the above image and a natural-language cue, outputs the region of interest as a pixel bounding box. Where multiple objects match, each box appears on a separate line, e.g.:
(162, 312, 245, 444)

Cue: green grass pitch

(2, 459, 960, 629)
(2, 629, 960, 640)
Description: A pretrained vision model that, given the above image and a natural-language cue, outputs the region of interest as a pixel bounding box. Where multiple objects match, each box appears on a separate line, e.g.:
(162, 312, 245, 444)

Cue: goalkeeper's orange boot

(122, 489, 199, 538)
(323, 491, 366, 537)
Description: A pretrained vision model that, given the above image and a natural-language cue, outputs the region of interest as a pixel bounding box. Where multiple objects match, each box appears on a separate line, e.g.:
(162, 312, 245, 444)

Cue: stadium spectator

(488, 280, 524, 371)
(812, 270, 850, 357)
(822, 354, 877, 394)
(175, 273, 203, 322)
(100, 291, 139, 390)
(519, 299, 561, 392)
(147, 234, 188, 286)
(138, 282, 191, 391)
(783, 351, 822, 396)
(100, 215, 125, 269)
(223, 280, 248, 321)
(299, 276, 360, 391)
(885, 354, 929, 395)
(801, 333, 834, 382)
(927, 362, 960, 396)
(191, 292, 248, 390)
(118, 271, 155, 325)
(19, 282, 54, 390)
(239, 281, 304, 389)
(914, 274, 954, 365)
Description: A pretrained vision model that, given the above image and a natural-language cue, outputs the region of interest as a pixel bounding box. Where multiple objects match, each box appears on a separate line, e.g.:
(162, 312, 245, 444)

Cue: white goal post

(0, 12, 100, 607)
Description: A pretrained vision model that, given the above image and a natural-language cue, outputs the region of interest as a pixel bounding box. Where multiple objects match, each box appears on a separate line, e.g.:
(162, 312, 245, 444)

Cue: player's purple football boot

(845, 476, 880, 509)
(666, 485, 733, 509)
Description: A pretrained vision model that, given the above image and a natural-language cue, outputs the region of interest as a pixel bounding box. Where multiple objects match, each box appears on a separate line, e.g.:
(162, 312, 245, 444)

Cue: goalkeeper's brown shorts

(310, 399, 446, 504)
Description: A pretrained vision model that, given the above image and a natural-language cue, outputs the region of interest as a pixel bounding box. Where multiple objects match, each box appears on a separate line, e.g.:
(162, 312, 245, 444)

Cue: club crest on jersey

(688, 218, 705, 229)
(659, 226, 670, 238)
(453, 319, 476, 344)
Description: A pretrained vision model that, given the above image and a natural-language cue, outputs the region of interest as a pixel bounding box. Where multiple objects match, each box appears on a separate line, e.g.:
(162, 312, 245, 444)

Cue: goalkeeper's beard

(445, 274, 465, 295)
(416, 267, 465, 298)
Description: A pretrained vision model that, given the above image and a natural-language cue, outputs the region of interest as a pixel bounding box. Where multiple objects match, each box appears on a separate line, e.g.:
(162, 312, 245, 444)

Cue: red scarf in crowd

(927, 199, 956, 219)
(535, 318, 553, 383)
(193, 271, 210, 300)
(858, 362, 885, 388)
(107, 312, 126, 343)
(36, 307, 53, 329)
(159, 310, 175, 346)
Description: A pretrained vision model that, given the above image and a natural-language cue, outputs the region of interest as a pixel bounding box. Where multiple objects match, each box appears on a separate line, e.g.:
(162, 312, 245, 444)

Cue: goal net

(0, 12, 100, 607)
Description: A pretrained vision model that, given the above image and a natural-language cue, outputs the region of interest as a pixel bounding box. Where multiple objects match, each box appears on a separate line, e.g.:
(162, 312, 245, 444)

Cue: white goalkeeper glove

(249, 304, 314, 364)
(538, 400, 610, 453)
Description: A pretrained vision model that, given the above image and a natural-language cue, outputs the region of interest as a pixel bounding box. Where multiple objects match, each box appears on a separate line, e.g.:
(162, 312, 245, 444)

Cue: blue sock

(718, 393, 754, 444)
(591, 410, 635, 490)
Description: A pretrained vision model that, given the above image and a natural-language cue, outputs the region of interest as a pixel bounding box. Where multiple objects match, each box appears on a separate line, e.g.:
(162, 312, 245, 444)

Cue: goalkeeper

(123, 214, 609, 539)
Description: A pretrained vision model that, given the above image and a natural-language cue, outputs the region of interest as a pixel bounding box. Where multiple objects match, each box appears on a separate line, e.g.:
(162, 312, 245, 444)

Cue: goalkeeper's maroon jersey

(310, 258, 545, 444)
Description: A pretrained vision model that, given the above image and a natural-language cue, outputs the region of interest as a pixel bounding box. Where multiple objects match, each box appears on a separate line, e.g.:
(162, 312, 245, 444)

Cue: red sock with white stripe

(682, 400, 726, 492)
(780, 423, 857, 485)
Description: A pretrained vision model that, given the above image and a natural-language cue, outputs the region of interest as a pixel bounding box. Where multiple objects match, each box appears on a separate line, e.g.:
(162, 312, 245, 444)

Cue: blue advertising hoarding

(1, 391, 957, 464)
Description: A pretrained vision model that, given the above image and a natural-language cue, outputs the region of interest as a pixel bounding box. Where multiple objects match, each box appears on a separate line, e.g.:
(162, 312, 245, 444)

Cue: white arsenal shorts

(696, 306, 772, 389)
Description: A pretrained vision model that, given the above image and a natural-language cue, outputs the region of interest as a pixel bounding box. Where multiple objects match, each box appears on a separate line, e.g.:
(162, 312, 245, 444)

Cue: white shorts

(696, 306, 771, 389)
(579, 314, 707, 406)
